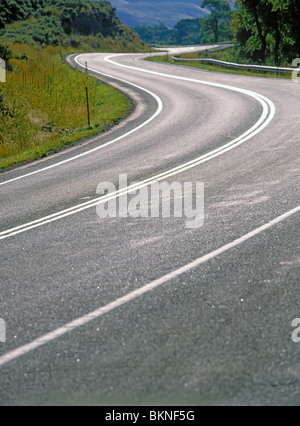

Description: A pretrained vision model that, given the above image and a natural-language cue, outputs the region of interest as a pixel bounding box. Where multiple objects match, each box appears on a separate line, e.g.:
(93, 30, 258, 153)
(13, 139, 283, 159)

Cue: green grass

(0, 85, 131, 170)
(0, 44, 132, 170)
(147, 48, 293, 80)
(0, 83, 132, 170)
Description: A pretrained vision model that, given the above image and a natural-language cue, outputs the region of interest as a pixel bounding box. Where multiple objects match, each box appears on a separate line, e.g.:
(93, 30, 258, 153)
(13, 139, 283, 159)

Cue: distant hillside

(108, 0, 210, 28)
(0, 0, 145, 50)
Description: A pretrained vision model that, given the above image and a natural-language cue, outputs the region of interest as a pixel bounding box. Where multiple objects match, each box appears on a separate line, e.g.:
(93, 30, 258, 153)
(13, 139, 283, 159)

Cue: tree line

(1, 1, 300, 65)
(0, 0, 139, 47)
(136, 0, 300, 65)
(233, 0, 300, 64)
(134, 1, 233, 46)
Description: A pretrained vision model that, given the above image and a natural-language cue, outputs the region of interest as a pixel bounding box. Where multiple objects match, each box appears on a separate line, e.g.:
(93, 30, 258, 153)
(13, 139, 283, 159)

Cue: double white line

(0, 54, 275, 240)
(2, 53, 298, 369)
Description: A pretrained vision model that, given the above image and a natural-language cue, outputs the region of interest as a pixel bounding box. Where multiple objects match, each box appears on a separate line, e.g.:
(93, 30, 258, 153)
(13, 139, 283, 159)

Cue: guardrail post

(276, 56, 281, 78)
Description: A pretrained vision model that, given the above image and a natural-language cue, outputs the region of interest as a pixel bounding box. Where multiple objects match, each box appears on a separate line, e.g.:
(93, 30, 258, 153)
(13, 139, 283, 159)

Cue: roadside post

(0, 58, 6, 83)
(276, 56, 281, 78)
(85, 86, 91, 127)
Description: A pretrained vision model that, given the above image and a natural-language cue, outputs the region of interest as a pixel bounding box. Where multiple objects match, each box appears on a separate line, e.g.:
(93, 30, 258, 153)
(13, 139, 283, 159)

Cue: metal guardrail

(172, 56, 296, 74)
(151, 41, 233, 49)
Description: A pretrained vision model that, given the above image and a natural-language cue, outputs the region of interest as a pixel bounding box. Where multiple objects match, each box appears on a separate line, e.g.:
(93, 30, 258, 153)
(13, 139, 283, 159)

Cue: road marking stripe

(0, 58, 275, 240)
(0, 64, 163, 187)
(0, 94, 272, 241)
(105, 53, 276, 119)
(0, 204, 299, 368)
(0, 52, 274, 188)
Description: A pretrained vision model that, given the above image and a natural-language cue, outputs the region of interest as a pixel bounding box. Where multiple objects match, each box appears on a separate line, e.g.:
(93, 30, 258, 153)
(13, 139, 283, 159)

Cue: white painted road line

(0, 204, 299, 368)
(0, 64, 163, 187)
(0, 90, 273, 241)
(104, 53, 276, 123)
(0, 53, 275, 187)
(0, 55, 275, 240)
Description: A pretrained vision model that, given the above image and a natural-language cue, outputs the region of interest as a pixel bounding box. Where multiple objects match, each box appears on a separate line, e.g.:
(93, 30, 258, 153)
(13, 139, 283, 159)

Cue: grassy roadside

(0, 44, 132, 170)
(147, 48, 293, 80)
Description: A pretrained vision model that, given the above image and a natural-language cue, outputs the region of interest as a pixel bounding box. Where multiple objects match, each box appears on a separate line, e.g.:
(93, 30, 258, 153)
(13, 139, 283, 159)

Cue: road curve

(0, 48, 299, 406)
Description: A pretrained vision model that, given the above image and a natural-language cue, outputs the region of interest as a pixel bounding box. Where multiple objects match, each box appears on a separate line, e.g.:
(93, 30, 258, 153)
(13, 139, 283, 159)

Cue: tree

(134, 24, 178, 45)
(232, 0, 300, 64)
(271, 0, 300, 59)
(232, 0, 269, 62)
(0, 0, 46, 28)
(200, 0, 232, 43)
(174, 19, 202, 45)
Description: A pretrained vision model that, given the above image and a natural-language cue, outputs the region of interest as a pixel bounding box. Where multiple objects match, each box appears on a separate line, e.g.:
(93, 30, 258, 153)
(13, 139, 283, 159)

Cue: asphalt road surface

(0, 46, 299, 406)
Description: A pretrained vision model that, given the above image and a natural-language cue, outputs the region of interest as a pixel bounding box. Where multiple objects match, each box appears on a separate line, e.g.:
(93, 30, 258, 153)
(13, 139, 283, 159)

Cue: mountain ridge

(108, 0, 210, 28)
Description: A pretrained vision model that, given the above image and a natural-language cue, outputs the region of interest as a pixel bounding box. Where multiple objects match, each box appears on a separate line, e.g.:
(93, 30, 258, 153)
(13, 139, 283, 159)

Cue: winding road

(0, 47, 299, 406)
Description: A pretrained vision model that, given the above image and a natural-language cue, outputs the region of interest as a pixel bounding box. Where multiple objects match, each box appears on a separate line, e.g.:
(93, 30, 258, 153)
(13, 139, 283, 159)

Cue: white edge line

(0, 204, 299, 368)
(104, 53, 276, 114)
(0, 52, 274, 186)
(0, 56, 163, 187)
(0, 97, 273, 241)
(0, 96, 274, 240)
(0, 57, 275, 240)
